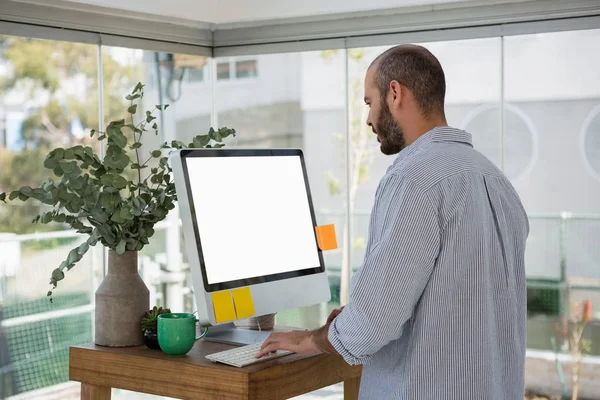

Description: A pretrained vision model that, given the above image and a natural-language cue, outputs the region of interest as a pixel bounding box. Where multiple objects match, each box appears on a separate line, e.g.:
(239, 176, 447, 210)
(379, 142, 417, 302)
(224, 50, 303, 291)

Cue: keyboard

(205, 342, 293, 367)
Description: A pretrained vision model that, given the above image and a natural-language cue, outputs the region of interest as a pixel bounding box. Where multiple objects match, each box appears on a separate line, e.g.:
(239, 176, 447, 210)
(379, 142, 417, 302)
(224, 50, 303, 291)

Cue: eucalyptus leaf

(64, 148, 75, 160)
(116, 240, 127, 254)
(0, 81, 233, 302)
(67, 249, 80, 265)
(113, 176, 128, 189)
(51, 268, 65, 281)
(44, 157, 59, 169)
(193, 135, 210, 148)
(111, 131, 128, 149)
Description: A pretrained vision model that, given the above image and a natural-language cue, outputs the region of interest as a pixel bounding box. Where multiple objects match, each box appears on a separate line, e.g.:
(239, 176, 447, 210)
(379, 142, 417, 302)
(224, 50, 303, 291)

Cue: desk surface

(69, 336, 362, 400)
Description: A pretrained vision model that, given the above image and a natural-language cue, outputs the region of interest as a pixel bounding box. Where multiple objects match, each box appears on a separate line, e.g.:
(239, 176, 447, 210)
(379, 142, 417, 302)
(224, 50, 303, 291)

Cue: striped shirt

(328, 126, 529, 399)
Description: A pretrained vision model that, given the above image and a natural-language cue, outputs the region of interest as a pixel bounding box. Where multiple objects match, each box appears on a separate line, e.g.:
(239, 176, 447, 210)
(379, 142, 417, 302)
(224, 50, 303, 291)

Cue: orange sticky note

(232, 287, 255, 319)
(211, 291, 235, 323)
(315, 224, 338, 251)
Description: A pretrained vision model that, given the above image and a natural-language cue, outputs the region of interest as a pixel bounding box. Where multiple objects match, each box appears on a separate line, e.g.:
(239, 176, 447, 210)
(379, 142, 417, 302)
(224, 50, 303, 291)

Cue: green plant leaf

(126, 94, 141, 101)
(112, 131, 128, 149)
(97, 223, 116, 245)
(133, 82, 144, 93)
(151, 150, 162, 158)
(67, 249, 80, 265)
(90, 129, 96, 137)
(44, 156, 59, 169)
(210, 129, 223, 142)
(0, 193, 5, 203)
(128, 104, 138, 114)
(100, 174, 114, 186)
(41, 212, 52, 224)
(64, 148, 75, 160)
(51, 268, 65, 281)
(77, 242, 90, 255)
(192, 135, 210, 148)
(116, 240, 126, 255)
(59, 160, 76, 174)
(113, 176, 128, 190)
(130, 142, 142, 149)
(115, 154, 130, 169)
(110, 212, 126, 224)
(90, 208, 108, 224)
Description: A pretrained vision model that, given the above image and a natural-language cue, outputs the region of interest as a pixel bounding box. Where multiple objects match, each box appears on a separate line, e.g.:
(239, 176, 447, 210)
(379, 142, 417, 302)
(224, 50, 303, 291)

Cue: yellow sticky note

(315, 224, 338, 251)
(211, 291, 235, 323)
(232, 287, 255, 319)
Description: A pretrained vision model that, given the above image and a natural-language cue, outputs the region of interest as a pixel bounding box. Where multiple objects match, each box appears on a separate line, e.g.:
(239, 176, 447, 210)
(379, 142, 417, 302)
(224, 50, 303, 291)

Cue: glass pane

(347, 38, 502, 297)
(215, 51, 347, 328)
(101, 48, 214, 315)
(505, 29, 600, 356)
(0, 35, 101, 397)
(504, 29, 600, 213)
(235, 59, 258, 79)
(217, 61, 230, 80)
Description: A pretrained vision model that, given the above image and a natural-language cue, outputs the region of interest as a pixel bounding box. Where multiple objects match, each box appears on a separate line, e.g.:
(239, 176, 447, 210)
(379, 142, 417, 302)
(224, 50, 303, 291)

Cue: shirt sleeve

(328, 174, 441, 365)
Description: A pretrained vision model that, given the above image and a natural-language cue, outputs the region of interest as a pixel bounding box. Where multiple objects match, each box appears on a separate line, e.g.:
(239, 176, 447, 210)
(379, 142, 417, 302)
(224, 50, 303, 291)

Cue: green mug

(157, 313, 207, 355)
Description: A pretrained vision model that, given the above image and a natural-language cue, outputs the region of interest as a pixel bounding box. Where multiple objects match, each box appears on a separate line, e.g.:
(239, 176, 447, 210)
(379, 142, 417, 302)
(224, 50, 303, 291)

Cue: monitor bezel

(179, 148, 326, 293)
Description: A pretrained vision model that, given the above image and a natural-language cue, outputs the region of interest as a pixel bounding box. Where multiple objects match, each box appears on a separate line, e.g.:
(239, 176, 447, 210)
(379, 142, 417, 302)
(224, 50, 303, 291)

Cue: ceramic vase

(95, 250, 149, 347)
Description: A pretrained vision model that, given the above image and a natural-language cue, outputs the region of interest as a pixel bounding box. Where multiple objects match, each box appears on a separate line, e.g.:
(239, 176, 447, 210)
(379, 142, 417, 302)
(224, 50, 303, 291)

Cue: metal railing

(0, 211, 599, 398)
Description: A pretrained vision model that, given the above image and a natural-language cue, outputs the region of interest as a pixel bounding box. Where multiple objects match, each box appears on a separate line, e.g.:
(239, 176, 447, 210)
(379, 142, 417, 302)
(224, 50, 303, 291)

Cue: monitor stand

(203, 323, 271, 346)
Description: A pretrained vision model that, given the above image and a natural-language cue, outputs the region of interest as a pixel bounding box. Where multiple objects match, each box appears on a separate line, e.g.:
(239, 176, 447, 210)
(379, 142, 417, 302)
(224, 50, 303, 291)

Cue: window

(581, 104, 600, 182)
(0, 35, 102, 397)
(235, 59, 257, 79)
(462, 103, 538, 181)
(186, 67, 205, 82)
(216, 61, 230, 80)
(215, 51, 346, 327)
(216, 58, 258, 81)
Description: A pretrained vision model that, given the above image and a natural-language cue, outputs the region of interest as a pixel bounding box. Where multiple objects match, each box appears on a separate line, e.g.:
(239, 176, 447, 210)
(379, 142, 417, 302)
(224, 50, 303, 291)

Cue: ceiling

(16, 0, 526, 27)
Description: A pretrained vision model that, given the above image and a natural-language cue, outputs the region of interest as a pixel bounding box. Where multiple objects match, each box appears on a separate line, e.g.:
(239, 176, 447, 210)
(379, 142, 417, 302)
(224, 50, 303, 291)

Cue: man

(257, 44, 529, 399)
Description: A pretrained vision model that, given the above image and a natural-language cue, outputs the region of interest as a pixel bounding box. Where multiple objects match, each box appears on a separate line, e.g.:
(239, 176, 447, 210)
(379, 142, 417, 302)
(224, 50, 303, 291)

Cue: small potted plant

(141, 306, 171, 349)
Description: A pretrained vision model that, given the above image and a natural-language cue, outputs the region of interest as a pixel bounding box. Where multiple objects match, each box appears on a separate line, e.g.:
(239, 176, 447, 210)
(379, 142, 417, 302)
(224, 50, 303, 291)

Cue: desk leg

(81, 383, 111, 400)
(344, 376, 360, 400)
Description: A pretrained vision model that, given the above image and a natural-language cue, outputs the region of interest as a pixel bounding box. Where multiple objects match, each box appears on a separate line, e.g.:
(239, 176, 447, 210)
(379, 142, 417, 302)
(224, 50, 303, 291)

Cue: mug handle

(195, 319, 209, 341)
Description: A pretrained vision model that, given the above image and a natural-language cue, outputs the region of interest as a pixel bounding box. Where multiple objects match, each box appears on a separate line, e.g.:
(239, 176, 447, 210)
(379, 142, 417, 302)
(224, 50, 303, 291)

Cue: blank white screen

(186, 155, 321, 284)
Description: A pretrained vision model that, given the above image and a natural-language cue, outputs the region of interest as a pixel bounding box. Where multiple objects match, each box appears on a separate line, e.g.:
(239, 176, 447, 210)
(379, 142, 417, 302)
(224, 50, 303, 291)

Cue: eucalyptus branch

(0, 81, 236, 302)
(130, 99, 142, 196)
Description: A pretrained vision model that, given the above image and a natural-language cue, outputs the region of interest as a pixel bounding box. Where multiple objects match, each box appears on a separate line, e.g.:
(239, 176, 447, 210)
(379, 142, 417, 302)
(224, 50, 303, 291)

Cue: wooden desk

(69, 339, 362, 400)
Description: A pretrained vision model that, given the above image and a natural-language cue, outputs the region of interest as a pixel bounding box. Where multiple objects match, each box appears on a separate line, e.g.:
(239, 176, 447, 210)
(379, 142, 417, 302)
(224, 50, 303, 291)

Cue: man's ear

(389, 80, 402, 109)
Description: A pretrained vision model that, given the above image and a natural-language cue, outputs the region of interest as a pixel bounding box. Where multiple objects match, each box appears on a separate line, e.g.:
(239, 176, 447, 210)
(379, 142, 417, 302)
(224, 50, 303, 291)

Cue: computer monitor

(170, 148, 331, 345)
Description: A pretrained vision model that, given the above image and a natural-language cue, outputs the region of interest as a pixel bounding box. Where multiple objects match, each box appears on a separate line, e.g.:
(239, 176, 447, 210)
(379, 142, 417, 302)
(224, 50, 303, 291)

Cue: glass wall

(345, 38, 503, 293)
(214, 51, 347, 328)
(0, 23, 599, 399)
(0, 35, 103, 398)
(347, 31, 600, 356)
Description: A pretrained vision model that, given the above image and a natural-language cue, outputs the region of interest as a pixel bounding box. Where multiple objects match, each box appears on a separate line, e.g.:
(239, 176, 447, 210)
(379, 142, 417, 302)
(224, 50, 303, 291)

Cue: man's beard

(375, 101, 405, 155)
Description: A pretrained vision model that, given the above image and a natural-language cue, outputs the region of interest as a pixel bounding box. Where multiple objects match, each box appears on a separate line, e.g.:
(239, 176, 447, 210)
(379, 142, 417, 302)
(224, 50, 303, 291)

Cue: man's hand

(256, 324, 339, 359)
(256, 330, 320, 358)
(327, 306, 344, 324)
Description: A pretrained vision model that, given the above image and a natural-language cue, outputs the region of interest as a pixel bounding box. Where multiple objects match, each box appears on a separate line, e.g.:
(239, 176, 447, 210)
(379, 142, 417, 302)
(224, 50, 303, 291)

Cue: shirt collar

(393, 126, 472, 165)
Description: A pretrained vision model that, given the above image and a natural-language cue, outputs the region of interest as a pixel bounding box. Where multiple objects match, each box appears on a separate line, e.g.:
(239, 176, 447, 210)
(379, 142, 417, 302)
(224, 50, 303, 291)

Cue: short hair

(370, 44, 446, 118)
